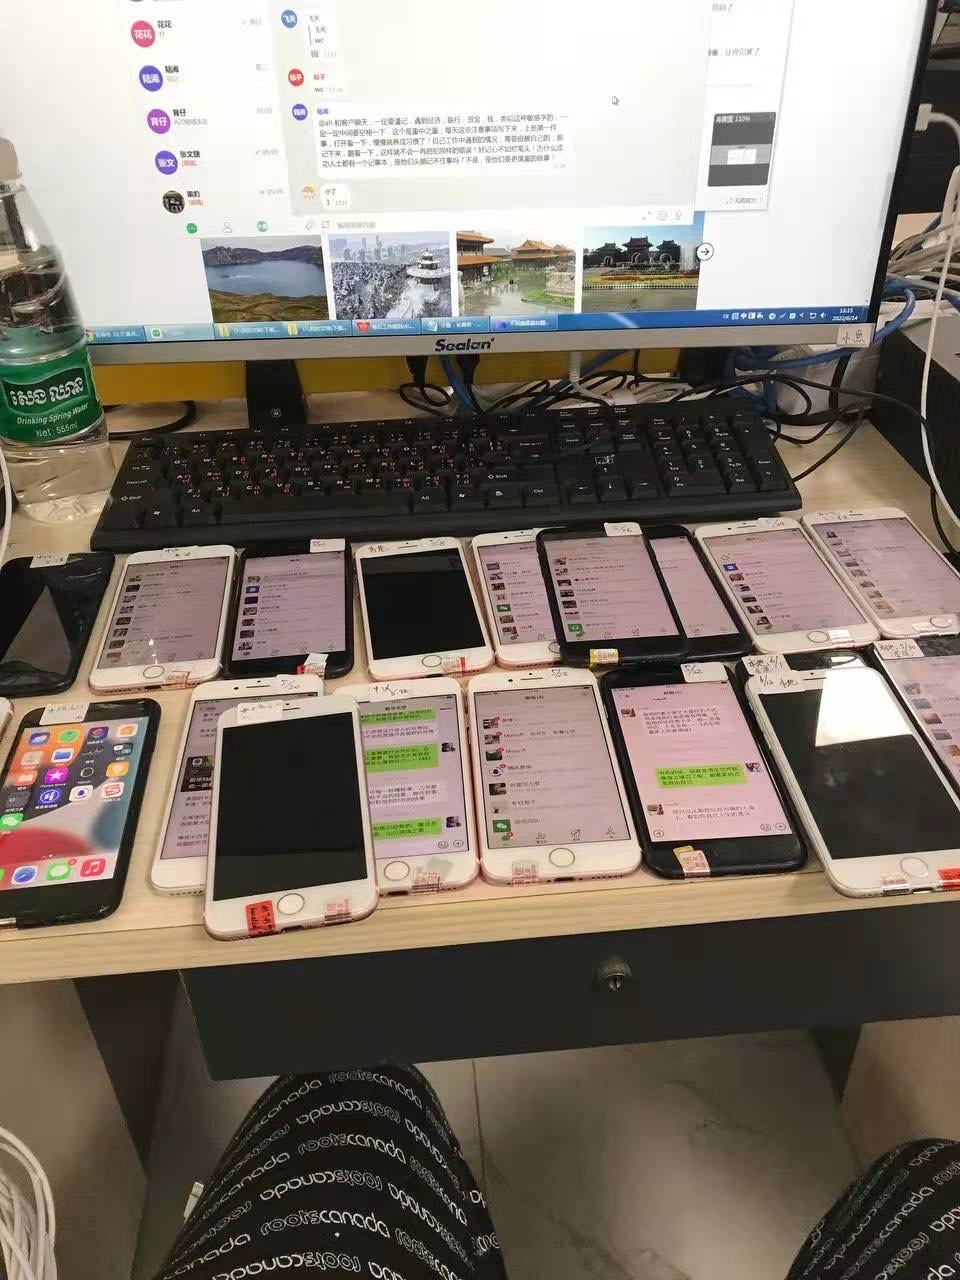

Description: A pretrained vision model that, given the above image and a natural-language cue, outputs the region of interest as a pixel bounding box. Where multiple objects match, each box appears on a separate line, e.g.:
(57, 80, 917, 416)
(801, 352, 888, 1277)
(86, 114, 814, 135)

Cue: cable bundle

(0, 1128, 57, 1280)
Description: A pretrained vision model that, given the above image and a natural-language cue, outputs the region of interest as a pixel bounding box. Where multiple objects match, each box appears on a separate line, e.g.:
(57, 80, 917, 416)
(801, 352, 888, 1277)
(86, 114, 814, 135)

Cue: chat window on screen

(613, 683, 788, 843)
(474, 685, 630, 848)
(358, 696, 468, 861)
(479, 543, 554, 646)
(546, 536, 677, 643)
(886, 656, 960, 788)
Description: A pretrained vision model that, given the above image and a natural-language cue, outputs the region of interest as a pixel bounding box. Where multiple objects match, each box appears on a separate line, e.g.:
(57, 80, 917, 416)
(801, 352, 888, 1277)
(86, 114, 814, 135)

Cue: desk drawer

(184, 903, 960, 1079)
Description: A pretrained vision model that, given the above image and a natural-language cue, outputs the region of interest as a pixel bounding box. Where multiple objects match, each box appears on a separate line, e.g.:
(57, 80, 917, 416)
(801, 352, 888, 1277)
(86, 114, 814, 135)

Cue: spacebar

(219, 494, 408, 523)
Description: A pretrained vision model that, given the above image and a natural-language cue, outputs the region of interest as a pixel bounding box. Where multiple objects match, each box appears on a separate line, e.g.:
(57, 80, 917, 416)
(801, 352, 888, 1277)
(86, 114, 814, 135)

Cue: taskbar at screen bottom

(87, 305, 869, 345)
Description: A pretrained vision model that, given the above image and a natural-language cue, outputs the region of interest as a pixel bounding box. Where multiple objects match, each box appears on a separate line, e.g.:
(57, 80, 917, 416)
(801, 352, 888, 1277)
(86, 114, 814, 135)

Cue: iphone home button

(900, 857, 929, 879)
(421, 654, 443, 669)
(143, 665, 165, 680)
(383, 861, 410, 882)
(806, 631, 830, 644)
(277, 892, 305, 915)
(931, 616, 953, 630)
(549, 847, 576, 869)
(548, 642, 561, 655)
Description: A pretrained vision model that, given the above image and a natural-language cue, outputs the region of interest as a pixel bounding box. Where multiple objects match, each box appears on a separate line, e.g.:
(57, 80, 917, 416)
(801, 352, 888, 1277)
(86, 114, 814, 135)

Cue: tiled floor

(134, 1001, 856, 1279)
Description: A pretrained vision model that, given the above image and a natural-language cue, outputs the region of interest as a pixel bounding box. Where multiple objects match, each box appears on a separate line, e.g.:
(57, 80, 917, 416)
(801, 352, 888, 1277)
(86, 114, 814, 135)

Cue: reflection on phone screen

(102, 558, 230, 667)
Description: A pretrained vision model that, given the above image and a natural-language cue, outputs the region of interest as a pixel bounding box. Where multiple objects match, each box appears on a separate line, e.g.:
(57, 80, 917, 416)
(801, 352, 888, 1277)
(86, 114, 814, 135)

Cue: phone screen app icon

(20, 751, 43, 768)
(87, 727, 109, 742)
(118, 724, 139, 738)
(80, 858, 106, 879)
(101, 781, 125, 800)
(12, 866, 37, 885)
(57, 728, 80, 744)
(69, 785, 93, 803)
(47, 863, 71, 882)
(27, 732, 50, 747)
(43, 767, 69, 785)
(0, 813, 24, 831)
(106, 762, 129, 779)
(51, 749, 75, 765)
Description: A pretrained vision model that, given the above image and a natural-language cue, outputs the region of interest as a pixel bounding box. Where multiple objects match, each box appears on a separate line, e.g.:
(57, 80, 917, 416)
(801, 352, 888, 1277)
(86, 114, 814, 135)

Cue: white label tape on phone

(298, 653, 327, 677)
(40, 701, 89, 725)
(162, 546, 204, 559)
(275, 674, 322, 694)
(441, 656, 467, 676)
(681, 662, 727, 683)
(310, 538, 345, 554)
(756, 671, 803, 693)
(236, 699, 285, 725)
(30, 553, 69, 568)
(603, 522, 639, 538)
(362, 683, 408, 702)
(742, 654, 790, 678)
(589, 647, 619, 667)
(875, 639, 924, 661)
(674, 846, 711, 878)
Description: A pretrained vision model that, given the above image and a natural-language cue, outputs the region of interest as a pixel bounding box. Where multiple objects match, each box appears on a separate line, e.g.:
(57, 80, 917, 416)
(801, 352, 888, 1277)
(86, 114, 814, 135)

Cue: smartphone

(150, 674, 323, 894)
(204, 697, 377, 939)
(872, 636, 960, 799)
(346, 679, 478, 893)
(355, 537, 493, 680)
(803, 508, 960, 639)
(467, 667, 640, 884)
(0, 553, 114, 697)
(695, 518, 878, 654)
(227, 538, 353, 678)
(0, 700, 160, 927)
(536, 523, 684, 665)
(472, 530, 560, 667)
(90, 545, 235, 692)
(646, 526, 750, 660)
(746, 664, 960, 897)
(0, 700, 11, 736)
(601, 668, 804, 879)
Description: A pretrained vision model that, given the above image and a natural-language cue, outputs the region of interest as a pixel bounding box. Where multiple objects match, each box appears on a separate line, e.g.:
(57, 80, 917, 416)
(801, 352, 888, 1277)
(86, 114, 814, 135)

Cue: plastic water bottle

(0, 137, 114, 522)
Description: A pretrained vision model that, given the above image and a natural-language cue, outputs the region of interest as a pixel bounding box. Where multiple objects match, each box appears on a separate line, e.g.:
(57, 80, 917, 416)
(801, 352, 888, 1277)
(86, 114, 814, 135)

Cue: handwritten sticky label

(756, 671, 803, 693)
(837, 323, 873, 348)
(324, 897, 352, 922)
(674, 846, 710, 878)
(603, 522, 640, 538)
(162, 546, 205, 559)
(275, 674, 321, 694)
(411, 869, 441, 894)
(510, 861, 540, 885)
(938, 868, 960, 891)
(742, 654, 790, 678)
(30, 553, 69, 568)
(298, 653, 327, 677)
(441, 655, 467, 676)
(875, 639, 923, 661)
(589, 647, 619, 667)
(360, 683, 411, 702)
(682, 662, 727, 683)
(245, 900, 276, 936)
(162, 670, 190, 688)
(310, 538, 345, 553)
(236, 699, 284, 725)
(40, 701, 88, 726)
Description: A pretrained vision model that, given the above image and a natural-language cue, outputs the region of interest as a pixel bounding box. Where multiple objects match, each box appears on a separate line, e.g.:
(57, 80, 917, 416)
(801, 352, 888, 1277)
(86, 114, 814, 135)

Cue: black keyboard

(91, 398, 800, 551)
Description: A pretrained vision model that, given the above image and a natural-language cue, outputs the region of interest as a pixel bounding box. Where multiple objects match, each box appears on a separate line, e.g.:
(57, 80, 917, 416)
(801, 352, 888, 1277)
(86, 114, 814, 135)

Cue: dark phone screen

(0, 556, 110, 687)
(761, 669, 960, 858)
(213, 714, 367, 899)
(361, 550, 485, 659)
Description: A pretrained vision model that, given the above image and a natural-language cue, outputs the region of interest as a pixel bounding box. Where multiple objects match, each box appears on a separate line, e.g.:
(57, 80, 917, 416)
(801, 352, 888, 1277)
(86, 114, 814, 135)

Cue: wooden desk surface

(0, 393, 954, 985)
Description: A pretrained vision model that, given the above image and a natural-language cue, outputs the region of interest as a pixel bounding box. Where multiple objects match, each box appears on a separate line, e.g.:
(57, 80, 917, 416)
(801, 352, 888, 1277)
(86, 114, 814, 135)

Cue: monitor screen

(0, 0, 929, 357)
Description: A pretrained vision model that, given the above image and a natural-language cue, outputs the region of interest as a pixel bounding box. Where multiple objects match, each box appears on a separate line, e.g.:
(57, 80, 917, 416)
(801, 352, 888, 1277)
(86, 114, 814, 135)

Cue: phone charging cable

(0, 1127, 57, 1280)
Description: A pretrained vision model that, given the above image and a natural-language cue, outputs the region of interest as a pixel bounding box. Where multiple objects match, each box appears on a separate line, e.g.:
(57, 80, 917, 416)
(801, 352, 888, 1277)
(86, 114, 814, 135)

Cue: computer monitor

(0, 0, 935, 367)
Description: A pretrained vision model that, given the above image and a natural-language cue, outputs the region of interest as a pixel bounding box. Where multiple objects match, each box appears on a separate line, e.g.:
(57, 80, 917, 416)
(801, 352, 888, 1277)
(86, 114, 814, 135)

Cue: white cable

(930, 111, 960, 157)
(0, 443, 11, 572)
(0, 1127, 56, 1280)
(921, 162, 960, 535)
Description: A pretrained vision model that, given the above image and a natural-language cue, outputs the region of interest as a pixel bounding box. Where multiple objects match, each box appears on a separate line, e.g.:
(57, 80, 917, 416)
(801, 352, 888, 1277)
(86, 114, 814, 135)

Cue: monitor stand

(244, 359, 307, 430)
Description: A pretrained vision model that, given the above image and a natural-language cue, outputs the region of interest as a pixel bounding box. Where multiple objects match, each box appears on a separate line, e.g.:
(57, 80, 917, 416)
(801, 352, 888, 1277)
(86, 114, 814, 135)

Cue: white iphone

(695, 517, 878, 654)
(803, 507, 960, 639)
(344, 679, 478, 893)
(467, 666, 640, 884)
(0, 699, 10, 736)
(746, 664, 960, 897)
(90, 546, 236, 692)
(355, 537, 493, 680)
(151, 674, 324, 894)
(204, 696, 377, 940)
(471, 530, 560, 667)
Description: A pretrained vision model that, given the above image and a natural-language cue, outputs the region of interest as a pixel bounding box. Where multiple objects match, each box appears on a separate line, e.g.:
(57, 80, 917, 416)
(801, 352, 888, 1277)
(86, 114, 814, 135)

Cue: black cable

(789, 412, 866, 482)
(480, 379, 552, 415)
(630, 348, 683, 386)
(399, 354, 454, 419)
(104, 400, 197, 441)
(455, 355, 484, 414)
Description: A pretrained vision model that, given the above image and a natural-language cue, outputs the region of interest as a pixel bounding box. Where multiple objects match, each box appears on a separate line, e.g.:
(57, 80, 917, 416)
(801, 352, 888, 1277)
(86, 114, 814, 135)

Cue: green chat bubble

(373, 818, 443, 840)
(360, 709, 437, 725)
(655, 763, 747, 788)
(365, 744, 439, 772)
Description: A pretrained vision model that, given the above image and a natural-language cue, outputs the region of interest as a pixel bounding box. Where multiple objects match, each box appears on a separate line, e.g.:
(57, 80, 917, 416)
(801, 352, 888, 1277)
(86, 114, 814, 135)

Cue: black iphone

(0, 699, 160, 927)
(646, 526, 750, 660)
(536, 523, 685, 665)
(0, 553, 114, 697)
(601, 667, 804, 878)
(227, 538, 354, 678)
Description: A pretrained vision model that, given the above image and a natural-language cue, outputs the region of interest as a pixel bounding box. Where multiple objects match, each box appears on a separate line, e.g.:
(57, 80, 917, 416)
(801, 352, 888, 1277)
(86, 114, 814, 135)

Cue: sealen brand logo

(434, 337, 495, 353)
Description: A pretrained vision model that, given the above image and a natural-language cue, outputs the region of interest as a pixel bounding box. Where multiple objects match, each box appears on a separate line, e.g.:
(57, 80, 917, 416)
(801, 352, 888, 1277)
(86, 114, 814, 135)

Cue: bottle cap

(0, 138, 21, 182)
